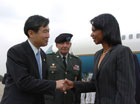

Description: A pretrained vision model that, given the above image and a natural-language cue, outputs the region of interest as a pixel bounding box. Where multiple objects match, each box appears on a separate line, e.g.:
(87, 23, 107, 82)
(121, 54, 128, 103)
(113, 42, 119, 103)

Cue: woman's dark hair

(90, 13, 122, 46)
(24, 15, 49, 37)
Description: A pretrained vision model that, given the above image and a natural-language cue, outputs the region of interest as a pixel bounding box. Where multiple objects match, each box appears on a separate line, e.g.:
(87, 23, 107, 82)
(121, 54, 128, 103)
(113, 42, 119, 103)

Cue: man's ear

(56, 44, 58, 48)
(28, 30, 34, 38)
(70, 42, 72, 46)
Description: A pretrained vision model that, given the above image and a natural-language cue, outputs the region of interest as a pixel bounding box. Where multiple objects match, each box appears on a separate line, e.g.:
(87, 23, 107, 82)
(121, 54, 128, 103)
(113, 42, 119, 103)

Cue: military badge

(73, 65, 80, 71)
(50, 63, 56, 69)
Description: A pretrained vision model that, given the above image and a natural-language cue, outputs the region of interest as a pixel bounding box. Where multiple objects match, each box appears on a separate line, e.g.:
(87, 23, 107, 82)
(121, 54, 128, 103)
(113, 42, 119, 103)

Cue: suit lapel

(94, 51, 102, 77)
(97, 47, 115, 74)
(98, 51, 110, 71)
(94, 46, 117, 79)
(24, 41, 40, 78)
(40, 49, 47, 79)
(94, 49, 111, 77)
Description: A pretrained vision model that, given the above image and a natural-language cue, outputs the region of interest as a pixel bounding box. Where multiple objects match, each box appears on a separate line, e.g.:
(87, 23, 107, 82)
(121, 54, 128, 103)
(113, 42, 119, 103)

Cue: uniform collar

(59, 52, 68, 59)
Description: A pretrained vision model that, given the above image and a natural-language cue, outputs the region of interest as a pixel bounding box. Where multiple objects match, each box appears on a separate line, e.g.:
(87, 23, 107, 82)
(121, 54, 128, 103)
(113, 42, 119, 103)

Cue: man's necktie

(63, 56, 67, 68)
(36, 51, 42, 79)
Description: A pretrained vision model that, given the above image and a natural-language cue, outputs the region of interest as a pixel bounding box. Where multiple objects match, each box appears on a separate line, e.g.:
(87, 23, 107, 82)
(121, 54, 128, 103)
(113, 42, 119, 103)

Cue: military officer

(45, 33, 82, 104)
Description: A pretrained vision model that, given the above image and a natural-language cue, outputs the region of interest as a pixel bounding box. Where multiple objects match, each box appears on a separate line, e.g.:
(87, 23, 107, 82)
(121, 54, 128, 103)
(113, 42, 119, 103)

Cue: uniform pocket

(48, 68, 57, 80)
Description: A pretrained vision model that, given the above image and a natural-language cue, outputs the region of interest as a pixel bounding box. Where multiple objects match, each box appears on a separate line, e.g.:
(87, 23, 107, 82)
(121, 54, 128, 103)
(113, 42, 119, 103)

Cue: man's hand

(56, 79, 75, 91)
(56, 80, 66, 91)
(64, 79, 74, 89)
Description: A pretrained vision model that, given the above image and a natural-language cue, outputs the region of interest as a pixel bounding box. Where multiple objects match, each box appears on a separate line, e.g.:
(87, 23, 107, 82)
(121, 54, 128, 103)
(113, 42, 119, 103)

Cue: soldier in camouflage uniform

(45, 33, 82, 104)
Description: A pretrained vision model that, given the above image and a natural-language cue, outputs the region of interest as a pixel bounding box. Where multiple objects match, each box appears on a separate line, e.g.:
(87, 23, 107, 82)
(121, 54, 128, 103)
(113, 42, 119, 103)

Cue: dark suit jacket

(74, 44, 136, 104)
(133, 54, 140, 104)
(45, 52, 82, 104)
(1, 41, 56, 104)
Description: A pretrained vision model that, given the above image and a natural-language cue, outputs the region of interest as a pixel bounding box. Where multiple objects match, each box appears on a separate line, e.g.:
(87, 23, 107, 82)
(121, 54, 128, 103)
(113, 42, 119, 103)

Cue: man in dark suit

(45, 33, 82, 104)
(1, 15, 65, 104)
(133, 54, 140, 104)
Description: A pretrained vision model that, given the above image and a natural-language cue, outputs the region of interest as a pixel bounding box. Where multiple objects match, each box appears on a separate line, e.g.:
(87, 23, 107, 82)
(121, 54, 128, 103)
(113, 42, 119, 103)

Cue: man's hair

(90, 13, 122, 46)
(24, 15, 49, 37)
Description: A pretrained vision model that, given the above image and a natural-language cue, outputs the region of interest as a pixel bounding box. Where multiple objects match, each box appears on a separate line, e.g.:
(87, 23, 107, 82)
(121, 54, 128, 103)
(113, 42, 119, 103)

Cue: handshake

(56, 79, 74, 91)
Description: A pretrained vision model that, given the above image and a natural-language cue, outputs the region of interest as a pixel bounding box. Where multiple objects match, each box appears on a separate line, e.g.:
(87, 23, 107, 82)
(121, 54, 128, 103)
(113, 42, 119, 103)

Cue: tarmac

(0, 82, 4, 102)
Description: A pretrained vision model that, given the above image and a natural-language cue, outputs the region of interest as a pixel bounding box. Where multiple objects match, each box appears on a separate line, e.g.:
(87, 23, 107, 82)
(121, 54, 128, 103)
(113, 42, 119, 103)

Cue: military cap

(55, 33, 73, 43)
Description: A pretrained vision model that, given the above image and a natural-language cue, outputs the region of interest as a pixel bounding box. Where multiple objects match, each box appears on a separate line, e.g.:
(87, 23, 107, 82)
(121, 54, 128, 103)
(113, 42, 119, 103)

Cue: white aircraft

(48, 32, 140, 73)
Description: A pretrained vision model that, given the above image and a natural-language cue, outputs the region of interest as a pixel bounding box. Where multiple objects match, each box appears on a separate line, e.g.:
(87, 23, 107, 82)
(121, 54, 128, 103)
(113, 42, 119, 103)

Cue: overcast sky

(0, 0, 140, 75)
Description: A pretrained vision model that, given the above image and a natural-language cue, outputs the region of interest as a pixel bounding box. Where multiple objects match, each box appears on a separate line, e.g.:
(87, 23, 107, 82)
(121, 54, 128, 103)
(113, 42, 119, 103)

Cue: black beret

(55, 33, 73, 43)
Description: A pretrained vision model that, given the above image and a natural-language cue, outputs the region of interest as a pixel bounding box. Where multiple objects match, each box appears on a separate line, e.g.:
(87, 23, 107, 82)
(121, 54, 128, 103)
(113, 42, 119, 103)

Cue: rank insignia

(73, 65, 80, 71)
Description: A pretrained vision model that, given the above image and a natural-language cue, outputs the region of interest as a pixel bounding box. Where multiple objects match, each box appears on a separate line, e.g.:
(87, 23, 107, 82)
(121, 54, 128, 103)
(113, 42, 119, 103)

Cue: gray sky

(0, 0, 140, 75)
